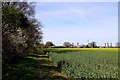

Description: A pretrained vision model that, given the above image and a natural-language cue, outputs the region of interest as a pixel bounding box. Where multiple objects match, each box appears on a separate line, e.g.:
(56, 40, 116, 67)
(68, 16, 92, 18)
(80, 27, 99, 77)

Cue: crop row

(48, 50, 118, 78)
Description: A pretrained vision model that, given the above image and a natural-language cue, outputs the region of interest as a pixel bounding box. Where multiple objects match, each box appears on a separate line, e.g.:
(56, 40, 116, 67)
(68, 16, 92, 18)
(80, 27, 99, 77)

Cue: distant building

(77, 43, 79, 48)
(110, 43, 112, 47)
(105, 43, 106, 47)
(104, 43, 113, 48)
(116, 42, 120, 48)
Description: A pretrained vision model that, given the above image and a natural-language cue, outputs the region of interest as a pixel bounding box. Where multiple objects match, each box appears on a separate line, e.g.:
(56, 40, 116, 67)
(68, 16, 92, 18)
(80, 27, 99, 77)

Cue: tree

(88, 41, 97, 48)
(63, 42, 72, 48)
(44, 41, 54, 48)
(79, 44, 85, 48)
(2, 2, 43, 64)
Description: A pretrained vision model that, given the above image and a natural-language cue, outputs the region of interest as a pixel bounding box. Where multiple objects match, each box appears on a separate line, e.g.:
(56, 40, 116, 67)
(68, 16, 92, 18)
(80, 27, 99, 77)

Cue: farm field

(48, 48, 118, 79)
(47, 48, 118, 51)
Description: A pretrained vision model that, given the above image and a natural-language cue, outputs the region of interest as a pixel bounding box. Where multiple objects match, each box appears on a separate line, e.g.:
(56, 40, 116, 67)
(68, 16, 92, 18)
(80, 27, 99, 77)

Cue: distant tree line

(44, 41, 119, 48)
(63, 41, 97, 48)
(43, 41, 97, 48)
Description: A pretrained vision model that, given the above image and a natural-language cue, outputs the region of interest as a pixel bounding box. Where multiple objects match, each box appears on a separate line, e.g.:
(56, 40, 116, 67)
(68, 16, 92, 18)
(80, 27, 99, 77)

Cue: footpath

(36, 54, 68, 80)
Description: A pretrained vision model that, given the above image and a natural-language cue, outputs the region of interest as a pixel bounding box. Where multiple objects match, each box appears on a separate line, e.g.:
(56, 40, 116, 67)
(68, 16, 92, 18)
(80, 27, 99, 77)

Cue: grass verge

(37, 55, 68, 80)
(2, 53, 39, 80)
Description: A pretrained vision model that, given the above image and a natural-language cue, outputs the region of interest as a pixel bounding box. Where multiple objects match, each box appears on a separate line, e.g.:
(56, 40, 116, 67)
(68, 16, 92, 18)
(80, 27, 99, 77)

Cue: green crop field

(48, 48, 118, 79)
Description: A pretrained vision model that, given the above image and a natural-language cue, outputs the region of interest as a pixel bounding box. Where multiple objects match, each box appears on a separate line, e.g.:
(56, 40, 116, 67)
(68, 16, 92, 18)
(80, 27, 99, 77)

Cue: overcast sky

(35, 2, 118, 46)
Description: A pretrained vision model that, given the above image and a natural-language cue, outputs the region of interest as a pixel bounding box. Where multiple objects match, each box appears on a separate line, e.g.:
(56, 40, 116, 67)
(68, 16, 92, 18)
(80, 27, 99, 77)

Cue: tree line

(43, 41, 119, 48)
(43, 41, 97, 48)
(2, 2, 42, 64)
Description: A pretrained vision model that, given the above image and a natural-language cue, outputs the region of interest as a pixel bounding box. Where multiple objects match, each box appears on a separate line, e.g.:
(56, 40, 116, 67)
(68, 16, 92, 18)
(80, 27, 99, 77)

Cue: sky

(35, 2, 118, 46)
(26, 0, 119, 2)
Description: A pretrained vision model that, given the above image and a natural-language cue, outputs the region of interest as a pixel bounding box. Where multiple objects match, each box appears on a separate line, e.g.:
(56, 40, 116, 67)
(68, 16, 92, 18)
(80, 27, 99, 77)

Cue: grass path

(2, 53, 39, 80)
(36, 54, 68, 80)
(3, 53, 68, 80)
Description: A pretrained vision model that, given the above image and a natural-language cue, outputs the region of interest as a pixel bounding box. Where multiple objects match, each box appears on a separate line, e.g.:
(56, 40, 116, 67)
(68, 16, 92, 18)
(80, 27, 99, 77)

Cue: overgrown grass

(2, 53, 39, 80)
(37, 55, 68, 80)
